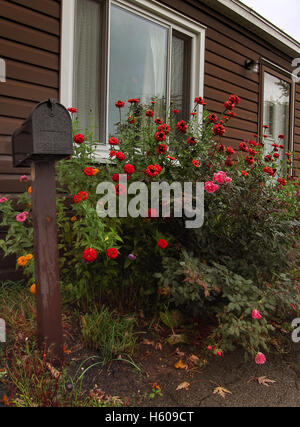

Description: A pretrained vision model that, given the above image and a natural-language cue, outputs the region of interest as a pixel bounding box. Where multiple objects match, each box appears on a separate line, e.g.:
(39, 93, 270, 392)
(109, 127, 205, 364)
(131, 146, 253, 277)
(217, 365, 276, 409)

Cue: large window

(261, 66, 294, 173)
(66, 0, 205, 157)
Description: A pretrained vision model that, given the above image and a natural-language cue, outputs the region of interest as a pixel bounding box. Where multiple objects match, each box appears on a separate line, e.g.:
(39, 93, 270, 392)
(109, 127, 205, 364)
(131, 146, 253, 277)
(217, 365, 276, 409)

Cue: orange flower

(2, 394, 10, 406)
(28, 186, 32, 195)
(152, 383, 161, 391)
(17, 256, 28, 267)
(70, 216, 77, 222)
(25, 253, 33, 260)
(63, 345, 72, 355)
(30, 284, 36, 294)
(92, 168, 100, 176)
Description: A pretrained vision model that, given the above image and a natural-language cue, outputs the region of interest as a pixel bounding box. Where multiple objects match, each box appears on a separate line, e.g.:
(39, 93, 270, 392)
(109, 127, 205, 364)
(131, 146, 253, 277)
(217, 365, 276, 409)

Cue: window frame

(60, 0, 206, 159)
(259, 61, 295, 158)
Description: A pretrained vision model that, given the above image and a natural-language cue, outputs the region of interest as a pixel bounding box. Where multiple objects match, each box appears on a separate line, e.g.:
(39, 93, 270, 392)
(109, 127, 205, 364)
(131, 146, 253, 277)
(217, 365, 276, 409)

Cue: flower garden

(0, 94, 300, 406)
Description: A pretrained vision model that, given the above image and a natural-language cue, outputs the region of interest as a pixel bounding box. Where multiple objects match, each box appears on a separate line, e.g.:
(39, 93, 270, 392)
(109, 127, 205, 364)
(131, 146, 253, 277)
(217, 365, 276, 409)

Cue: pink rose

(0, 197, 8, 203)
(255, 352, 266, 365)
(213, 171, 227, 184)
(16, 211, 29, 223)
(251, 309, 262, 320)
(19, 175, 28, 183)
(204, 181, 219, 193)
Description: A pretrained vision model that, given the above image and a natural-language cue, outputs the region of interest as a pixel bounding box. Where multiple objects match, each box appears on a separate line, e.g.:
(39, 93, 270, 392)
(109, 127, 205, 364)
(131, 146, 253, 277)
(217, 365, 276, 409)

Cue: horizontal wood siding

(0, 0, 61, 279)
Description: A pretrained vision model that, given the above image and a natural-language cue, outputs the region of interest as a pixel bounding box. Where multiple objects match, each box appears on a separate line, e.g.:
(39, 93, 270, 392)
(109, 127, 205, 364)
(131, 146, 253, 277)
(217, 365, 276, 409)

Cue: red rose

(73, 133, 84, 144)
(208, 113, 218, 123)
(112, 173, 119, 182)
(116, 151, 125, 161)
(156, 144, 167, 154)
(124, 163, 135, 174)
(83, 248, 97, 263)
(213, 124, 225, 136)
(187, 137, 197, 146)
(239, 142, 248, 152)
(110, 150, 116, 158)
(226, 146, 235, 155)
(83, 167, 94, 176)
(157, 239, 168, 249)
(106, 247, 119, 259)
(155, 131, 166, 142)
(73, 194, 81, 204)
(109, 137, 119, 145)
(115, 100, 125, 108)
(176, 120, 188, 133)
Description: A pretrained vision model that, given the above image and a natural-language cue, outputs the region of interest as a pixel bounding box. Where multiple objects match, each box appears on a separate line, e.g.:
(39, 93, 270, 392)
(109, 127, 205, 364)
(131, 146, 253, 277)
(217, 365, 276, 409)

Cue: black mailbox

(12, 99, 73, 167)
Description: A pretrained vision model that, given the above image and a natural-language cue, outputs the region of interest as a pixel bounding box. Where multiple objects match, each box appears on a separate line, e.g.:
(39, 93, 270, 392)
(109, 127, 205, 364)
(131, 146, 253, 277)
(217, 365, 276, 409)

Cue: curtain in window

(74, 0, 101, 140)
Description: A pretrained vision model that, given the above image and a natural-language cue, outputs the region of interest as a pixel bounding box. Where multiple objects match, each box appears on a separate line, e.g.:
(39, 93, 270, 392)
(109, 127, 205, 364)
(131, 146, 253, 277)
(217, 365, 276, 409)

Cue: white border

(60, 0, 75, 107)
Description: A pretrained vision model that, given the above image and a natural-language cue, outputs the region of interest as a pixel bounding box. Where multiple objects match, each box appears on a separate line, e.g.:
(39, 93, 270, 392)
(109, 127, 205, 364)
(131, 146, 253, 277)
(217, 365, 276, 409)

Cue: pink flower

(213, 171, 227, 184)
(0, 197, 8, 203)
(16, 211, 29, 223)
(19, 175, 28, 183)
(251, 309, 262, 320)
(255, 352, 266, 365)
(225, 176, 232, 183)
(204, 181, 219, 193)
(207, 346, 212, 351)
(295, 190, 300, 197)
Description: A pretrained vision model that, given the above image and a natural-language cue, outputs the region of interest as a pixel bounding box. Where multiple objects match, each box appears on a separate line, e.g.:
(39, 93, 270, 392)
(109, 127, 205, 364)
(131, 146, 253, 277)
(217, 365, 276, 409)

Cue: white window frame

(60, 0, 206, 160)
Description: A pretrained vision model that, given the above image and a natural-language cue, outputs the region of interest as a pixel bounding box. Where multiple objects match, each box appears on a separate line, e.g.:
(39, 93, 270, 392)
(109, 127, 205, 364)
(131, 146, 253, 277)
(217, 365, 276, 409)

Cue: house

(0, 0, 300, 279)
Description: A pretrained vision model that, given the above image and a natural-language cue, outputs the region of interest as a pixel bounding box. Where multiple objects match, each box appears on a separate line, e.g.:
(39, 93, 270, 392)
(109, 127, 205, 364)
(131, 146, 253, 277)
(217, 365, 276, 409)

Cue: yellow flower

(92, 168, 100, 176)
(71, 216, 77, 222)
(30, 284, 36, 294)
(25, 254, 33, 260)
(17, 256, 28, 267)
(105, 236, 109, 241)
(28, 186, 32, 195)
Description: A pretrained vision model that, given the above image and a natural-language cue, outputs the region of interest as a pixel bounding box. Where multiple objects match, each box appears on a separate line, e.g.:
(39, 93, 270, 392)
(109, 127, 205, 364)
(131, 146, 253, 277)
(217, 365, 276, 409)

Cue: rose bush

(0, 94, 299, 360)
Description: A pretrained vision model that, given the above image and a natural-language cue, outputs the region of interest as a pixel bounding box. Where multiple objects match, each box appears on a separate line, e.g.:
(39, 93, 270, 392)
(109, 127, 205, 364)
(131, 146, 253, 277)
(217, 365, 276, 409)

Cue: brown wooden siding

(0, 0, 61, 279)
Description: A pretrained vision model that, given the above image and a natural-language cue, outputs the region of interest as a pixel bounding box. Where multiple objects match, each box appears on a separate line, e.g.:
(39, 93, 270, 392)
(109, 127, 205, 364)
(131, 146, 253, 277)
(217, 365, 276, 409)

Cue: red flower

(245, 155, 255, 165)
(115, 100, 125, 108)
(225, 157, 234, 166)
(279, 145, 285, 149)
(155, 131, 166, 142)
(176, 120, 188, 133)
(213, 124, 225, 136)
(224, 101, 235, 110)
(106, 247, 119, 259)
(73, 194, 81, 204)
(128, 98, 140, 103)
(208, 113, 218, 123)
(124, 163, 135, 174)
(114, 184, 126, 196)
(238, 142, 248, 152)
(167, 155, 176, 161)
(227, 111, 237, 118)
(157, 239, 168, 249)
(187, 137, 197, 146)
(109, 137, 119, 145)
(83, 167, 94, 176)
(127, 116, 136, 124)
(249, 140, 258, 147)
(83, 248, 97, 263)
(226, 146, 235, 155)
(68, 107, 77, 113)
(112, 173, 119, 182)
(146, 109, 154, 117)
(263, 124, 269, 129)
(278, 178, 287, 186)
(217, 144, 225, 153)
(110, 150, 116, 158)
(264, 166, 275, 176)
(73, 134, 84, 144)
(194, 96, 205, 105)
(241, 170, 248, 176)
(228, 94, 240, 105)
(192, 159, 200, 167)
(190, 112, 197, 116)
(145, 164, 162, 178)
(157, 124, 170, 134)
(171, 109, 180, 114)
(116, 151, 125, 161)
(156, 144, 167, 155)
(264, 154, 272, 162)
(155, 118, 163, 125)
(248, 148, 257, 156)
(278, 134, 285, 139)
(79, 191, 88, 200)
(148, 208, 158, 218)
(273, 153, 280, 158)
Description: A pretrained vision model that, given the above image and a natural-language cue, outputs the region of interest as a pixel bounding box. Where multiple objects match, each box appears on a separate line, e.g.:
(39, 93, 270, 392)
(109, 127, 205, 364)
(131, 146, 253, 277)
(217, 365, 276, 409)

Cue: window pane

(171, 33, 190, 120)
(109, 4, 168, 136)
(263, 72, 290, 156)
(73, 0, 101, 140)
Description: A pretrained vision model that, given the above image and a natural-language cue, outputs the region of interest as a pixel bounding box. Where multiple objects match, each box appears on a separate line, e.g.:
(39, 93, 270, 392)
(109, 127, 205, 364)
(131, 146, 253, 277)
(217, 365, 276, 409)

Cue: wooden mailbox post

(12, 99, 73, 360)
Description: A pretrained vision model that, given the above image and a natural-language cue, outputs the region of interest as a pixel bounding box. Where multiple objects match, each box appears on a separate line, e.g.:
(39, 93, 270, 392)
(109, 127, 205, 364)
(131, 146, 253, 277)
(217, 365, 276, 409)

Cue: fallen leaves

(46, 363, 60, 380)
(248, 376, 276, 387)
(176, 381, 190, 391)
(89, 387, 123, 406)
(174, 359, 188, 370)
(213, 386, 232, 399)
